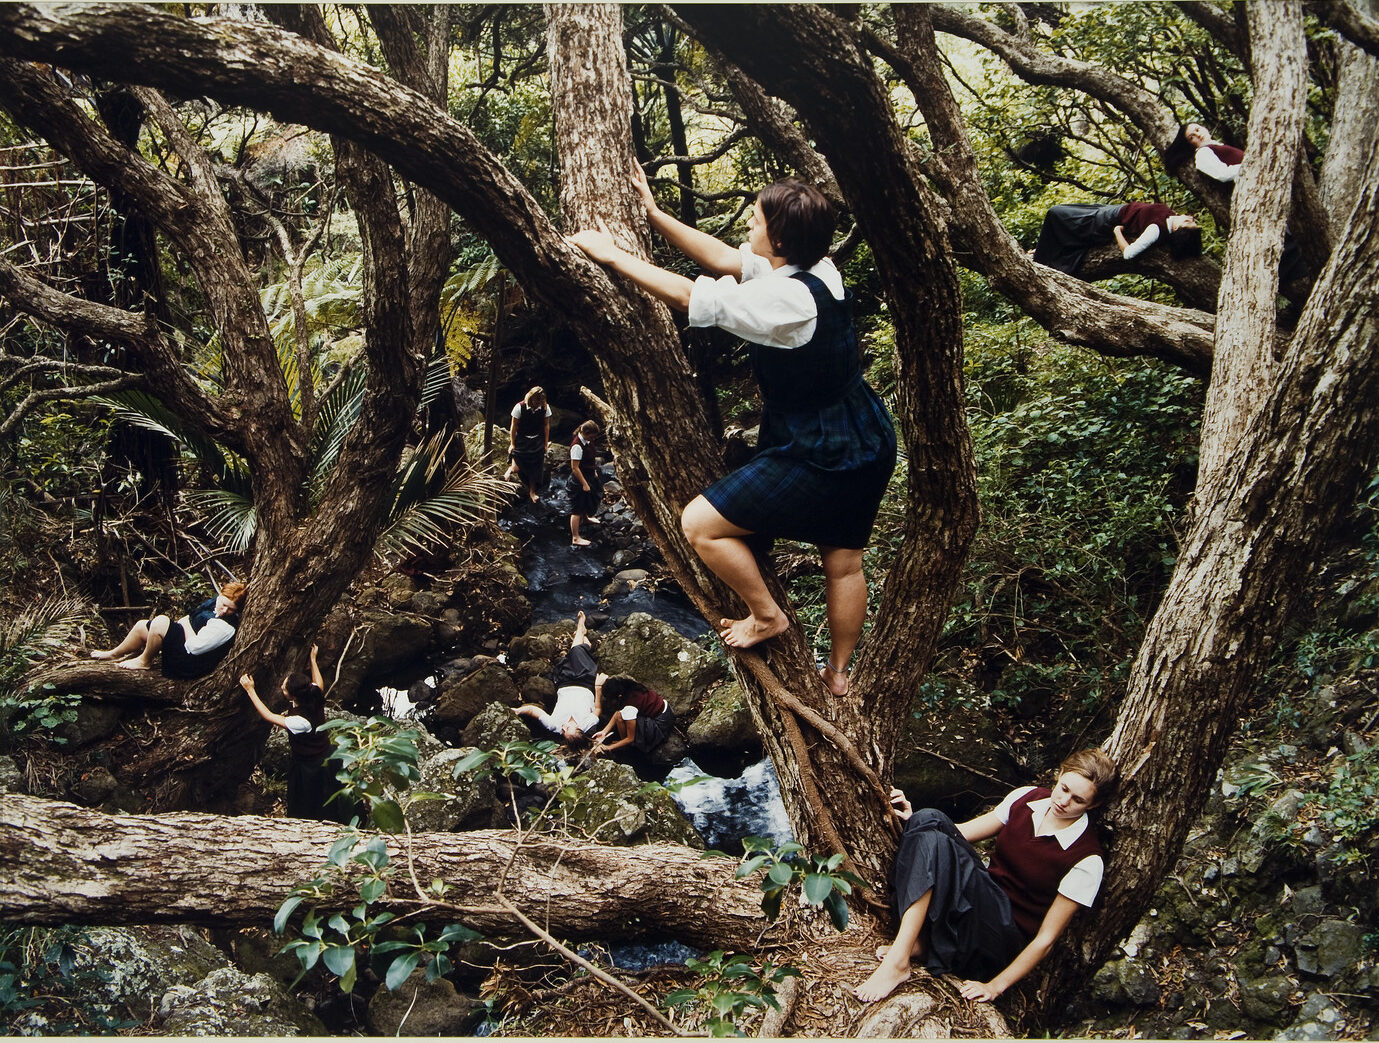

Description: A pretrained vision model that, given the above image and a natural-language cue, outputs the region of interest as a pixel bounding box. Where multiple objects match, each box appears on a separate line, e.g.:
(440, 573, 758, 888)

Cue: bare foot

(573, 610, 587, 642)
(119, 657, 151, 671)
(528, 492, 539, 503)
(584, 515, 602, 526)
(875, 939, 924, 962)
(718, 613, 790, 649)
(820, 661, 849, 696)
(571, 536, 592, 547)
(90, 649, 119, 661)
(855, 961, 911, 1003)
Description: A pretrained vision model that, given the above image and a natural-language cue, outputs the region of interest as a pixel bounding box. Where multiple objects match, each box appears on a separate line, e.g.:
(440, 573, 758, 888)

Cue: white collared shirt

(686, 243, 845, 349)
(994, 785, 1105, 907)
(1195, 144, 1242, 183)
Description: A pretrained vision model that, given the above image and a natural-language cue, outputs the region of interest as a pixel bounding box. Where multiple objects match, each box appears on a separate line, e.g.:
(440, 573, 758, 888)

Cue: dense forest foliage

(0, 2, 1377, 1037)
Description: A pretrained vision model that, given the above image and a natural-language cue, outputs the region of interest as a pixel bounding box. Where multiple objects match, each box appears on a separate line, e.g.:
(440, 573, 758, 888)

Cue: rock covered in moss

(596, 612, 726, 715)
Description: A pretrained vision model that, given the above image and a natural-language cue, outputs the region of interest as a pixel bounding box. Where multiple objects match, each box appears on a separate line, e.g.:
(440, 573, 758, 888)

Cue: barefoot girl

(91, 579, 247, 679)
(568, 169, 896, 693)
(855, 748, 1118, 1004)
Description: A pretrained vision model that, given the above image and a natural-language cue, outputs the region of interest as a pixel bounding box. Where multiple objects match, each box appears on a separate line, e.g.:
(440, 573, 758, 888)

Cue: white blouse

(687, 243, 844, 349)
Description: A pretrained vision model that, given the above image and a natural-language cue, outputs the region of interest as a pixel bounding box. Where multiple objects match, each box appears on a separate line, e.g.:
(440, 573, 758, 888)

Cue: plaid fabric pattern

(704, 271, 897, 549)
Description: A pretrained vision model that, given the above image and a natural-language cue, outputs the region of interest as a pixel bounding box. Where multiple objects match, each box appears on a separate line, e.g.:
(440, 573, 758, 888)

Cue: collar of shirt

(1026, 797, 1090, 848)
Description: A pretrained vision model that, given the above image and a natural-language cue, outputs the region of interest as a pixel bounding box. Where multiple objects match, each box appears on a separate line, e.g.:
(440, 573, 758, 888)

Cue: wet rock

(565, 759, 704, 847)
(507, 620, 575, 680)
(597, 612, 728, 714)
(55, 700, 122, 749)
(519, 675, 556, 704)
(71, 764, 119, 805)
(1090, 958, 1161, 1007)
(461, 701, 531, 751)
(603, 568, 649, 598)
(381, 572, 418, 608)
(431, 661, 521, 731)
(1295, 919, 1365, 977)
(0, 754, 23, 792)
(406, 746, 501, 832)
(366, 968, 482, 1035)
(1237, 974, 1297, 1024)
(156, 965, 322, 1036)
(686, 681, 759, 755)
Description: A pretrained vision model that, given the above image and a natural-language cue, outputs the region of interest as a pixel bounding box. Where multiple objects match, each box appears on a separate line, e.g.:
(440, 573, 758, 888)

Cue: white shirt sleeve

(1057, 854, 1104, 906)
(570, 442, 584, 462)
(1121, 223, 1161, 261)
(993, 785, 1038, 825)
(283, 715, 314, 735)
(687, 244, 818, 349)
(1195, 146, 1241, 183)
(619, 706, 638, 721)
(510, 403, 522, 420)
(182, 616, 236, 655)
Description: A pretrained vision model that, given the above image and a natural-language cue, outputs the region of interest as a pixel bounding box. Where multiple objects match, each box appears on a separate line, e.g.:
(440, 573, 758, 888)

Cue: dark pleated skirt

(552, 644, 597, 690)
(1032, 203, 1123, 275)
(894, 809, 1027, 980)
(159, 622, 225, 680)
(632, 704, 674, 752)
(569, 474, 603, 516)
(287, 755, 352, 823)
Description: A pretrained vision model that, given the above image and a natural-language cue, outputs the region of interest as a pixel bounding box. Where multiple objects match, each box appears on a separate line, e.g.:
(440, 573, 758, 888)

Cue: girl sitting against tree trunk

(568, 168, 896, 696)
(855, 748, 1118, 1004)
(91, 579, 247, 679)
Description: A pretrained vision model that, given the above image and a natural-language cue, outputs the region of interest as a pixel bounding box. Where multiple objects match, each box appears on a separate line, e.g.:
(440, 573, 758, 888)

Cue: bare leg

(856, 891, 931, 1002)
(121, 615, 170, 670)
(572, 610, 589, 647)
(571, 513, 590, 546)
(91, 619, 150, 660)
(818, 546, 866, 695)
(681, 496, 790, 649)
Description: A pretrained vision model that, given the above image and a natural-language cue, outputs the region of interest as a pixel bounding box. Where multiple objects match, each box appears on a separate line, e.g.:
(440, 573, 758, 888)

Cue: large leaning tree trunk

(1036, 3, 1379, 1008)
(671, 3, 978, 888)
(0, 8, 454, 809)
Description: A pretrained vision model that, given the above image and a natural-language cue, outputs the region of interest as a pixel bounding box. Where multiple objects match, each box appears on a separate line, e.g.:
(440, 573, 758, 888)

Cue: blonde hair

(1058, 748, 1118, 808)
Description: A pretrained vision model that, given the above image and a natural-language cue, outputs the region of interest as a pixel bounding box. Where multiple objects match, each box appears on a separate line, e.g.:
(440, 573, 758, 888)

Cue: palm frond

(309, 363, 368, 486)
(95, 391, 251, 494)
(375, 437, 509, 561)
(183, 488, 258, 554)
(0, 597, 89, 697)
(420, 344, 454, 411)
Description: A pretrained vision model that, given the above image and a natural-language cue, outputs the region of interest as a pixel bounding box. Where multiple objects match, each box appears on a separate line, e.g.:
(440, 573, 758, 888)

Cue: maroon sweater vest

(987, 787, 1104, 940)
(1118, 201, 1174, 241)
(1206, 142, 1244, 165)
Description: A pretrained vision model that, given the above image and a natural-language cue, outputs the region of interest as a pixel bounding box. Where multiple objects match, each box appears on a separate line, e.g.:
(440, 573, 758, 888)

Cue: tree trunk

(1038, 61, 1379, 1011)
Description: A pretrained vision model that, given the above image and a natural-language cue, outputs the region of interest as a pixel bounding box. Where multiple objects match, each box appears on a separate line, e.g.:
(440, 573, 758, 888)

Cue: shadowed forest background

(0, 2, 1377, 1037)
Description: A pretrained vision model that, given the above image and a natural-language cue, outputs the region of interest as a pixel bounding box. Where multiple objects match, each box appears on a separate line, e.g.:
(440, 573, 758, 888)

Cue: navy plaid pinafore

(702, 271, 896, 549)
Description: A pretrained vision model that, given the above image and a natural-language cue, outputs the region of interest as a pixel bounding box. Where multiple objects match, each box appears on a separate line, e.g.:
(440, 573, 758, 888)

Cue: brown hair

(220, 580, 248, 613)
(756, 178, 835, 268)
(1059, 748, 1119, 808)
(599, 674, 651, 706)
(577, 420, 600, 440)
(525, 386, 547, 409)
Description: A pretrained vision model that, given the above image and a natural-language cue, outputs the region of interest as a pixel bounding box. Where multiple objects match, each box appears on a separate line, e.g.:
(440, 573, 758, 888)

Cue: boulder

(366, 968, 482, 1036)
(686, 681, 759, 755)
(596, 612, 727, 714)
(1294, 918, 1366, 978)
(461, 701, 532, 750)
(156, 965, 323, 1036)
(405, 747, 502, 832)
(507, 620, 577, 678)
(326, 610, 435, 706)
(71, 764, 119, 805)
(431, 662, 521, 731)
(55, 700, 122, 749)
(0, 754, 23, 792)
(1090, 958, 1161, 1007)
(563, 759, 704, 848)
(1236, 973, 1298, 1025)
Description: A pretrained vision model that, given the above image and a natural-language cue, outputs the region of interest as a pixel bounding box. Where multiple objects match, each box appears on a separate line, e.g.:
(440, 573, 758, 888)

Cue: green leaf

(663, 989, 697, 1007)
(360, 877, 386, 903)
(371, 799, 406, 834)
(322, 944, 356, 979)
(824, 890, 849, 931)
(766, 863, 795, 888)
(385, 951, 422, 990)
(761, 890, 782, 921)
(273, 895, 304, 934)
(734, 855, 769, 879)
(802, 873, 833, 906)
(435, 923, 482, 944)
